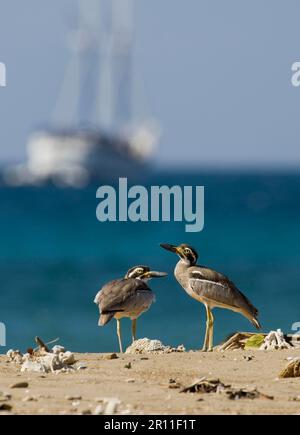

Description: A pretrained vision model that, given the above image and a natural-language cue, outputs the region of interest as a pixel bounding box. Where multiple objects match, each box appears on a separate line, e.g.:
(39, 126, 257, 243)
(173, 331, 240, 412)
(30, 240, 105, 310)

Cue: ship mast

(54, 0, 134, 131)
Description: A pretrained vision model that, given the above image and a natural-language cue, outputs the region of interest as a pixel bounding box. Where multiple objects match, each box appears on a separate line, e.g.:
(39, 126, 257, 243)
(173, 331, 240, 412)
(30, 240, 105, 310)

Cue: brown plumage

(94, 265, 167, 353)
(160, 243, 261, 351)
(95, 278, 154, 326)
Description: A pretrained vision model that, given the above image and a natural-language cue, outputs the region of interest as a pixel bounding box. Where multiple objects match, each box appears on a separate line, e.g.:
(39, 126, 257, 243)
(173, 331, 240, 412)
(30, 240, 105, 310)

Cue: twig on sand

(35, 337, 50, 353)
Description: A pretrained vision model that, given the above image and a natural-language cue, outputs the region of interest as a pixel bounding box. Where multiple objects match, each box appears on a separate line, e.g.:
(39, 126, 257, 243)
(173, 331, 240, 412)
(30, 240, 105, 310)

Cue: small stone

(104, 353, 118, 360)
(81, 409, 92, 415)
(66, 395, 82, 401)
(124, 362, 132, 369)
(22, 396, 38, 402)
(10, 382, 29, 389)
(72, 401, 81, 407)
(126, 379, 135, 383)
(60, 351, 76, 365)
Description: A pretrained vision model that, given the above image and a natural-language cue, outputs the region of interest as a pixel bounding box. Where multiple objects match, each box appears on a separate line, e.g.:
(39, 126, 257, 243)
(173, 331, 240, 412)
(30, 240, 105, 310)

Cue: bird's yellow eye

(184, 249, 190, 254)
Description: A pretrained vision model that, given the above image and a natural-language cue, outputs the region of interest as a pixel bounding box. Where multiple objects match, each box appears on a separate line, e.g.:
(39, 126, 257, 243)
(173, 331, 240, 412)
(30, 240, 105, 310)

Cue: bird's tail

(99, 313, 114, 326)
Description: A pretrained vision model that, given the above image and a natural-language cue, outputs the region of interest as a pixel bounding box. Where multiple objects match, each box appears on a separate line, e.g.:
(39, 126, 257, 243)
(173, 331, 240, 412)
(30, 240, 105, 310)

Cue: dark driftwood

(218, 332, 300, 351)
(35, 336, 50, 353)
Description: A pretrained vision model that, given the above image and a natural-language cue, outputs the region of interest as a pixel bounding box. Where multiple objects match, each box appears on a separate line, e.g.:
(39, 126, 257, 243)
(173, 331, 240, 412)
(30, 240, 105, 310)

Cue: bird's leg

(202, 305, 210, 352)
(116, 319, 123, 353)
(132, 319, 137, 343)
(208, 308, 214, 352)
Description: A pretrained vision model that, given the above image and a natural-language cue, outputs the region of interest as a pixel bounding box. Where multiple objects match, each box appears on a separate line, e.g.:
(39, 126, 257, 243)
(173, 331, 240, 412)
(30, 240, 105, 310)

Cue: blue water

(1, 170, 300, 353)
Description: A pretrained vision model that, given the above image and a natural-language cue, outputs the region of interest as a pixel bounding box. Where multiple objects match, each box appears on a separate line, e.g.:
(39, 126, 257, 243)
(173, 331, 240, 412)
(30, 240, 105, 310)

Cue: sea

(1, 170, 300, 353)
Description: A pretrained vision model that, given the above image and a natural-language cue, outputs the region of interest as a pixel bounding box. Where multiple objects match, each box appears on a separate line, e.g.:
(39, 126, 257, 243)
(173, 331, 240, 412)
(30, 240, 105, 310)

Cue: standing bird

(160, 243, 261, 352)
(94, 266, 167, 353)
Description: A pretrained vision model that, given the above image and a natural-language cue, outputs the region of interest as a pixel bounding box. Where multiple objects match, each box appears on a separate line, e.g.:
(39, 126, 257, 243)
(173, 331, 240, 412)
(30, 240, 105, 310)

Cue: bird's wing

(94, 279, 119, 305)
(188, 266, 258, 317)
(96, 279, 151, 314)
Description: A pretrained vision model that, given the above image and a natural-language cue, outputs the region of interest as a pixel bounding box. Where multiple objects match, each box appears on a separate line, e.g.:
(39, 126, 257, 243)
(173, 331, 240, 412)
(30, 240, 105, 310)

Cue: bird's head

(125, 265, 167, 281)
(160, 243, 198, 266)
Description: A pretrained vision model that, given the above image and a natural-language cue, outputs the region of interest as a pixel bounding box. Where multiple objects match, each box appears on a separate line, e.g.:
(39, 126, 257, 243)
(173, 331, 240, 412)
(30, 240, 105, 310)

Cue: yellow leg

(132, 319, 137, 343)
(202, 305, 214, 352)
(202, 305, 210, 351)
(116, 319, 123, 353)
(208, 308, 214, 352)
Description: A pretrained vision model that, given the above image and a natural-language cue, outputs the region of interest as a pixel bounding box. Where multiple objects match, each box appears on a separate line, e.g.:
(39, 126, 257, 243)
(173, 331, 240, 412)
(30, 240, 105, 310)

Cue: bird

(160, 243, 261, 352)
(94, 265, 167, 353)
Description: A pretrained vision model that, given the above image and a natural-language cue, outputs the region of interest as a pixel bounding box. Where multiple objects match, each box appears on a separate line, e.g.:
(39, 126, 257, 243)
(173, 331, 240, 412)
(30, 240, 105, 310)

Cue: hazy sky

(0, 0, 300, 168)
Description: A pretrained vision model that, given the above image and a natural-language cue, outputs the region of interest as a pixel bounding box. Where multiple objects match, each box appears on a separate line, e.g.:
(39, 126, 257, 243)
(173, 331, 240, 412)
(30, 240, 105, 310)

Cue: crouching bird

(94, 266, 167, 353)
(160, 243, 261, 352)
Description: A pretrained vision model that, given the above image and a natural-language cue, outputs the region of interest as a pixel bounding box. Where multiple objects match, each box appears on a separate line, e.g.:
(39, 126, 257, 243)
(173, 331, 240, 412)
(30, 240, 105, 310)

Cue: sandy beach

(0, 348, 299, 415)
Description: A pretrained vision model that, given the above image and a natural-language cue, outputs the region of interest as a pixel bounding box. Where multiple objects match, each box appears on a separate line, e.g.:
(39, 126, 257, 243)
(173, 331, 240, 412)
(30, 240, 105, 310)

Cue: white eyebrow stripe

(190, 278, 225, 288)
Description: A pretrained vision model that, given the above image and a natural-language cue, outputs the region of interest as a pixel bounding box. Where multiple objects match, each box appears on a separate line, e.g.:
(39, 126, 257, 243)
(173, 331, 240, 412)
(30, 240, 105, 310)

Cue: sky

(0, 0, 300, 168)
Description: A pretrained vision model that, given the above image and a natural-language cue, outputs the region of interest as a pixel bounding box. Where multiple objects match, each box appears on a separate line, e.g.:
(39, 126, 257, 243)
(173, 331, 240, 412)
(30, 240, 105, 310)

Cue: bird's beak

(160, 243, 179, 254)
(146, 271, 168, 279)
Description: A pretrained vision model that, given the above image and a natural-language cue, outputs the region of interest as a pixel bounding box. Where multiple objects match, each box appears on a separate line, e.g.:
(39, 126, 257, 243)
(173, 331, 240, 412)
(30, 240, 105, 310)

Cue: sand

(0, 349, 300, 415)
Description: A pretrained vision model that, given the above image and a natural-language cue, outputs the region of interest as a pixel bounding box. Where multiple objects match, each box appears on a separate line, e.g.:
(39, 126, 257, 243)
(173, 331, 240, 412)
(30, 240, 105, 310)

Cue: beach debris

(22, 396, 38, 402)
(94, 405, 104, 415)
(260, 329, 292, 351)
(226, 388, 273, 401)
(0, 392, 11, 402)
(180, 377, 229, 394)
(0, 403, 12, 411)
(124, 362, 132, 369)
(279, 357, 300, 378)
(180, 377, 273, 400)
(6, 350, 23, 364)
(168, 379, 181, 389)
(243, 355, 254, 361)
(35, 336, 50, 353)
(92, 398, 121, 415)
(104, 398, 121, 415)
(219, 330, 297, 351)
(218, 333, 255, 351)
(52, 345, 65, 354)
(244, 334, 265, 350)
(103, 353, 118, 360)
(7, 337, 79, 374)
(289, 396, 300, 402)
(81, 409, 92, 415)
(66, 395, 82, 401)
(76, 363, 87, 370)
(10, 382, 29, 389)
(126, 338, 185, 354)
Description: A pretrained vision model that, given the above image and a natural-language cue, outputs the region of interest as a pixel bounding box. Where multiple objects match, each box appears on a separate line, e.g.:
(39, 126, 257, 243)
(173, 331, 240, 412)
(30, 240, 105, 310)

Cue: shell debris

(6, 337, 82, 374)
(125, 338, 185, 354)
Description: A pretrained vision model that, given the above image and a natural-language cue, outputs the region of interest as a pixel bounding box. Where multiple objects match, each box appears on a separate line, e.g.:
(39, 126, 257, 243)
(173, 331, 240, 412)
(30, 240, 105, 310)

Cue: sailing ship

(4, 0, 159, 187)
